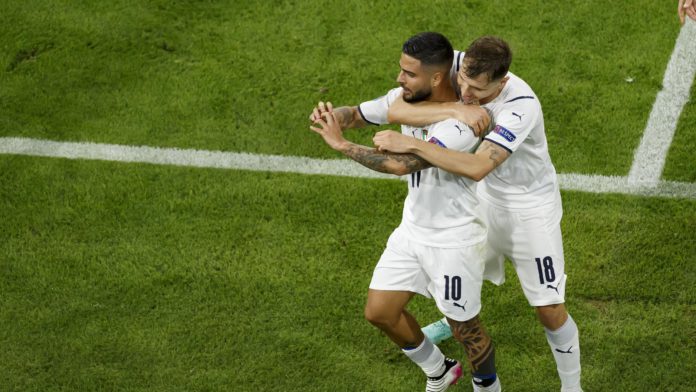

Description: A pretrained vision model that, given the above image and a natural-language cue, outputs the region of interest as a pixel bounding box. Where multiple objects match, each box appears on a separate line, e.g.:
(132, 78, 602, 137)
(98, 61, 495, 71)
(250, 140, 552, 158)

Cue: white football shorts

(369, 227, 487, 322)
(480, 194, 567, 307)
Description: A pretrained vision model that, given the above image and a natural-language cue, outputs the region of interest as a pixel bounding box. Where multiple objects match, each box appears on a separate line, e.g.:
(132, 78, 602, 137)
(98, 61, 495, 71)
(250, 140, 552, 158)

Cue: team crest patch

(493, 125, 516, 142)
(428, 136, 446, 148)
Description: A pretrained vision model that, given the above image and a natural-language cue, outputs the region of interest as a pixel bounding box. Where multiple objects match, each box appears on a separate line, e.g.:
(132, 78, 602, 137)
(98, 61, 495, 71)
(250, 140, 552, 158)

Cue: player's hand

(453, 103, 490, 136)
(308, 101, 334, 123)
(373, 130, 415, 153)
(309, 107, 347, 151)
(679, 0, 696, 24)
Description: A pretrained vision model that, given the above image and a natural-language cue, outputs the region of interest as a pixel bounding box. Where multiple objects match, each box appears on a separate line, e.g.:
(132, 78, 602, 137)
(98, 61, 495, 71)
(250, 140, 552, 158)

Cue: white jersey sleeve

(485, 97, 539, 153)
(426, 118, 479, 153)
(357, 88, 403, 126)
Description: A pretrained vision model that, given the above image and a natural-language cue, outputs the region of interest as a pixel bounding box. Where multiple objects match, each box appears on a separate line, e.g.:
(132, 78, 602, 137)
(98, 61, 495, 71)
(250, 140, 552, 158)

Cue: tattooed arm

(373, 130, 509, 181)
(309, 101, 367, 129)
(333, 106, 367, 129)
(339, 143, 431, 175)
(310, 110, 430, 175)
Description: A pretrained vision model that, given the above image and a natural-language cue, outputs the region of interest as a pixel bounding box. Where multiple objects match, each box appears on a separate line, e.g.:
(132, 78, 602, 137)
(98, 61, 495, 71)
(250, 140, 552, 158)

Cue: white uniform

(358, 87, 487, 322)
(455, 54, 566, 306)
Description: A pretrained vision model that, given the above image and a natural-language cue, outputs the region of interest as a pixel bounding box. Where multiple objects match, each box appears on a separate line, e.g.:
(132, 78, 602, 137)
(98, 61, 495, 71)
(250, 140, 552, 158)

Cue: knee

(449, 315, 488, 343)
(536, 303, 568, 330)
(364, 303, 393, 328)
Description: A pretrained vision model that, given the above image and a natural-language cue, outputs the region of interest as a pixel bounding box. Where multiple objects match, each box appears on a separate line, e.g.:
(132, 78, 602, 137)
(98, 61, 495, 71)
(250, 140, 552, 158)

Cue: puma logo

(547, 283, 560, 295)
(512, 112, 525, 121)
(555, 346, 573, 354)
(453, 301, 468, 311)
(455, 124, 467, 135)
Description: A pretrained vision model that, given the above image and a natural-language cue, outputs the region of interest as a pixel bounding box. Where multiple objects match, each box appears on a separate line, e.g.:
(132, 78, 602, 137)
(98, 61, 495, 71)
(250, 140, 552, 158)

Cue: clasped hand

(372, 131, 414, 154)
(309, 101, 347, 151)
(309, 101, 416, 154)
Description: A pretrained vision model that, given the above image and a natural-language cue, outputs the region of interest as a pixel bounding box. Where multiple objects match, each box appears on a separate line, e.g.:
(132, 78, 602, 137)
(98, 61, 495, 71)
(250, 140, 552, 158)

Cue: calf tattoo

(450, 316, 496, 375)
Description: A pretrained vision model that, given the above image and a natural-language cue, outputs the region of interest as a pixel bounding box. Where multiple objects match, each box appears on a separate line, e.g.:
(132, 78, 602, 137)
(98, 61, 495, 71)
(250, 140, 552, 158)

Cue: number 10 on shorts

(444, 275, 462, 301)
(534, 256, 556, 284)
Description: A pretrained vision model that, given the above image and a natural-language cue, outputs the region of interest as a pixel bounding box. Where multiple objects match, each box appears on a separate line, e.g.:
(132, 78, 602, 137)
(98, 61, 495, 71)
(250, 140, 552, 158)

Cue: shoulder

(430, 118, 470, 133)
(427, 118, 478, 151)
(496, 76, 541, 123)
(360, 87, 404, 106)
(501, 73, 539, 108)
(385, 87, 404, 104)
(359, 87, 405, 125)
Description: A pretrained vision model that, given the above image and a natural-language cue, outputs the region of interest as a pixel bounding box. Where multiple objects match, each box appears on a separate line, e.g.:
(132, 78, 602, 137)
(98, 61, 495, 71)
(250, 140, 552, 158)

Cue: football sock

(545, 314, 582, 389)
(471, 347, 496, 387)
(402, 337, 447, 378)
(471, 334, 497, 387)
(472, 373, 497, 387)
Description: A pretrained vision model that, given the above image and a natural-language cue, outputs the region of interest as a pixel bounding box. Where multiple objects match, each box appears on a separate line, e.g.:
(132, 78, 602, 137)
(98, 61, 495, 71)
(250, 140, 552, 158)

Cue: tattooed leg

(448, 315, 497, 385)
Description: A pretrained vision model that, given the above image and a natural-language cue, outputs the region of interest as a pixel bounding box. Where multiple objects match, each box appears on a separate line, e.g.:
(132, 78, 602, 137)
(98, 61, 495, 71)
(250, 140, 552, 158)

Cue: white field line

(628, 19, 696, 185)
(1, 136, 695, 199)
(0, 137, 392, 180)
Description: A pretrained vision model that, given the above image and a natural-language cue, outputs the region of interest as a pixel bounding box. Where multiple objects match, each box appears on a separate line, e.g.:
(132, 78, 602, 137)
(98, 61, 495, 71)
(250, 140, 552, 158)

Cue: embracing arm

(373, 131, 509, 181)
(387, 95, 490, 135)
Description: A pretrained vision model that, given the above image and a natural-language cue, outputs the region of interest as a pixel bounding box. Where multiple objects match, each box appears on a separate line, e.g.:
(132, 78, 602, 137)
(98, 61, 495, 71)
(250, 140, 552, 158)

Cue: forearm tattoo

(334, 107, 355, 129)
(479, 142, 506, 169)
(450, 316, 496, 375)
(343, 144, 431, 174)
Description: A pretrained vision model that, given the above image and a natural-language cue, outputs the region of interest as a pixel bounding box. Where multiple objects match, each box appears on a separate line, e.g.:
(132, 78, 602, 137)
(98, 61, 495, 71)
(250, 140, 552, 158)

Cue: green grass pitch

(1, 1, 695, 391)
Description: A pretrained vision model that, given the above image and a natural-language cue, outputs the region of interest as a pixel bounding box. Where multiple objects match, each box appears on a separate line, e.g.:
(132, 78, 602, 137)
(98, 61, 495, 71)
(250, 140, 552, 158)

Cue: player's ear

(430, 70, 444, 88)
(497, 76, 510, 89)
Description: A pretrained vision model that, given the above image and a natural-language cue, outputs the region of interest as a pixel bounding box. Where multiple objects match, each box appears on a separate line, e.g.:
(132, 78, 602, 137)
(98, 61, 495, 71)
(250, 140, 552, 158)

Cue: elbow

(470, 173, 485, 182)
(453, 166, 488, 182)
(386, 111, 399, 124)
(391, 166, 411, 176)
(382, 161, 411, 176)
(471, 166, 495, 182)
(470, 168, 489, 182)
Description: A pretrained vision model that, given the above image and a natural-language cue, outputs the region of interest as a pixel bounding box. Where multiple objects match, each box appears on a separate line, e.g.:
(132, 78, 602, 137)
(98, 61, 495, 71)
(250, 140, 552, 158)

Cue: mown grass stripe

(2, 136, 695, 199)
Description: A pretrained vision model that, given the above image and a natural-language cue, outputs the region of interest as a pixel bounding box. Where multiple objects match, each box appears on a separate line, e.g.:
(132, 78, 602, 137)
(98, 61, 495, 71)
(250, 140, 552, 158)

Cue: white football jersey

(358, 87, 486, 247)
(454, 53, 560, 209)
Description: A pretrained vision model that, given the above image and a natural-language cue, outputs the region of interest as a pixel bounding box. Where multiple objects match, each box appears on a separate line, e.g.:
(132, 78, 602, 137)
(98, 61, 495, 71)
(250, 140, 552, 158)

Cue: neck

(428, 83, 458, 103)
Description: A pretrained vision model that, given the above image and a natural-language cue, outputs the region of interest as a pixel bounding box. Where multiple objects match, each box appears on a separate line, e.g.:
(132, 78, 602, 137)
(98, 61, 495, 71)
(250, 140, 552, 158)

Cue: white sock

(545, 314, 582, 389)
(402, 338, 446, 377)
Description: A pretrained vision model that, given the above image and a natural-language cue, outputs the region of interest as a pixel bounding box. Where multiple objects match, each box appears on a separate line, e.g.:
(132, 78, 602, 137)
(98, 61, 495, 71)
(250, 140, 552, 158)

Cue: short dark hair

(402, 32, 454, 69)
(463, 36, 512, 82)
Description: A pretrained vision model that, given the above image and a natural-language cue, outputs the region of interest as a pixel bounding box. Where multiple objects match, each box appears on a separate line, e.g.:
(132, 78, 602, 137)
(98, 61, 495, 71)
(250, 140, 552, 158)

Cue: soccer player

(373, 36, 583, 392)
(309, 32, 500, 392)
